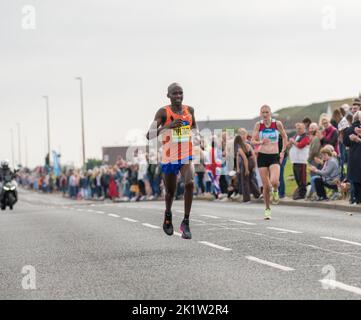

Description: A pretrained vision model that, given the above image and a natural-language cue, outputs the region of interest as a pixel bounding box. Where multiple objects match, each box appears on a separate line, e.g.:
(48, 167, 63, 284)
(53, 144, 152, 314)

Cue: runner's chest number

(172, 125, 191, 142)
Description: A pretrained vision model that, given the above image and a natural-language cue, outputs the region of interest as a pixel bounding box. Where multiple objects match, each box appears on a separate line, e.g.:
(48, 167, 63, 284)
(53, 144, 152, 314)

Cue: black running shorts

(257, 153, 280, 168)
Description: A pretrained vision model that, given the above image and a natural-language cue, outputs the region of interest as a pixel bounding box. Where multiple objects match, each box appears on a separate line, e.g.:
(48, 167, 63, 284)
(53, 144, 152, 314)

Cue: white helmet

(1, 159, 9, 168)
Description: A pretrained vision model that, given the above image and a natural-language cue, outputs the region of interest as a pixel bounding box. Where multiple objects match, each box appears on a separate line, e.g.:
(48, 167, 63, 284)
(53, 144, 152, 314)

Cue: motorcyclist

(0, 159, 18, 203)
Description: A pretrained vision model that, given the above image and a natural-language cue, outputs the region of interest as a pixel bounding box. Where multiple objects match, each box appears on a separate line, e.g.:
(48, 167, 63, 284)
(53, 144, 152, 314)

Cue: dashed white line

(229, 219, 256, 226)
(198, 241, 232, 251)
(123, 217, 138, 223)
(200, 214, 220, 219)
(321, 237, 361, 247)
(192, 219, 206, 223)
(174, 232, 182, 237)
(246, 256, 295, 271)
(319, 280, 361, 296)
(267, 227, 303, 234)
(108, 214, 120, 218)
(142, 223, 161, 229)
(96, 211, 105, 214)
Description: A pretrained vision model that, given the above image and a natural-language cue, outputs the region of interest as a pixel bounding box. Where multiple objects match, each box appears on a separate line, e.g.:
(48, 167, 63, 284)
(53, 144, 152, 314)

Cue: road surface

(1, 189, 361, 299)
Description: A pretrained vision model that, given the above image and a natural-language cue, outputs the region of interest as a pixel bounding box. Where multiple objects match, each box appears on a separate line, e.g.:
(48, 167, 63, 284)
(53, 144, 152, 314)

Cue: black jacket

(0, 168, 14, 182)
(343, 121, 361, 183)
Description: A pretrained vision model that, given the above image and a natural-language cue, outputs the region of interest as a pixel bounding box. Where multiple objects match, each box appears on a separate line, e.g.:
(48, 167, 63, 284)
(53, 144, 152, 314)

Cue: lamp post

(10, 128, 15, 169)
(42, 95, 51, 164)
(16, 123, 21, 167)
(75, 77, 86, 168)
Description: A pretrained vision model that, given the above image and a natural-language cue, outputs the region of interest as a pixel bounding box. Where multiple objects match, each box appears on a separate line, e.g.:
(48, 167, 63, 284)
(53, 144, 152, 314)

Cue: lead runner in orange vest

(146, 83, 198, 239)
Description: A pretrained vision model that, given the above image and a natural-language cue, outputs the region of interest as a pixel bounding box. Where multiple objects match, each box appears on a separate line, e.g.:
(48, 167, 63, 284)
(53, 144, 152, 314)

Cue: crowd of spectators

(17, 98, 361, 205)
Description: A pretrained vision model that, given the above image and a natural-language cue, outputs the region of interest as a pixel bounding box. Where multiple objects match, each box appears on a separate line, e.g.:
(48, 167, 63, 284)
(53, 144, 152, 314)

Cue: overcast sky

(1, 0, 361, 168)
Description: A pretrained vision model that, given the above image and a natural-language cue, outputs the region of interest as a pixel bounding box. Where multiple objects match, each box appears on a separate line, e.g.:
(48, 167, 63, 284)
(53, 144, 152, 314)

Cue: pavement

(1, 188, 361, 300)
(197, 194, 361, 213)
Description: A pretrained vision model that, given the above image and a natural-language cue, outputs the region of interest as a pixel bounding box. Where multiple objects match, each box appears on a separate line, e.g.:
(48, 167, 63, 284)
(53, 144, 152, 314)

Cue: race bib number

(172, 125, 191, 143)
(261, 128, 279, 143)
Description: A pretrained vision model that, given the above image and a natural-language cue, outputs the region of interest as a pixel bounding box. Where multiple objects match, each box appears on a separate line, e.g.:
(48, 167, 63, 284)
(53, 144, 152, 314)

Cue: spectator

(306, 122, 322, 200)
(343, 111, 361, 204)
(101, 168, 110, 199)
(319, 115, 339, 155)
(331, 109, 343, 129)
(351, 98, 361, 114)
(234, 135, 260, 202)
(205, 135, 222, 198)
(108, 167, 119, 200)
(147, 153, 162, 199)
(302, 117, 312, 131)
(309, 147, 340, 201)
(288, 123, 310, 200)
(68, 171, 78, 199)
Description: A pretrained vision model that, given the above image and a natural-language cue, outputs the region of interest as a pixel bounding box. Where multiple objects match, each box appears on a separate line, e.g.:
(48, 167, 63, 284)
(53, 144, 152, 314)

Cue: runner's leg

(163, 173, 177, 213)
(259, 167, 271, 209)
(180, 163, 194, 219)
(269, 164, 280, 191)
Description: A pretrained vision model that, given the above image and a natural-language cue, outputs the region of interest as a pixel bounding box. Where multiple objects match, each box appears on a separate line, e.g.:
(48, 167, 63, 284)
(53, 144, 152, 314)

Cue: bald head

(167, 82, 183, 106)
(167, 82, 183, 95)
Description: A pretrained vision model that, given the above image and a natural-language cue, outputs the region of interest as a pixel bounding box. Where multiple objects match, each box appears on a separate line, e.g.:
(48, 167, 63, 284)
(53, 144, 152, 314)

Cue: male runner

(251, 105, 288, 220)
(146, 83, 198, 239)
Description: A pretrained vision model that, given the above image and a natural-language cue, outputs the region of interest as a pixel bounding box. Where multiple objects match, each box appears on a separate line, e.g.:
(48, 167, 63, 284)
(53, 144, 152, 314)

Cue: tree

(85, 158, 103, 170)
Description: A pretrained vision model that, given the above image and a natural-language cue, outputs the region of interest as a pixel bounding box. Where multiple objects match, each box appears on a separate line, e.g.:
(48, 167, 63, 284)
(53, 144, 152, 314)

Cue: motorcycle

(1, 173, 18, 211)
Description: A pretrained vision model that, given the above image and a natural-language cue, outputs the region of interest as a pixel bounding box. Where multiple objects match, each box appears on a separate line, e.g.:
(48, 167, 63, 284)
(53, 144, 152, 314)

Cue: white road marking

(229, 219, 256, 226)
(319, 280, 361, 296)
(76, 209, 84, 212)
(87, 209, 94, 212)
(267, 227, 303, 234)
(200, 214, 220, 219)
(192, 219, 206, 223)
(174, 232, 182, 237)
(96, 211, 105, 214)
(123, 217, 138, 223)
(246, 256, 295, 271)
(321, 237, 361, 247)
(108, 214, 120, 218)
(142, 223, 161, 229)
(198, 241, 232, 251)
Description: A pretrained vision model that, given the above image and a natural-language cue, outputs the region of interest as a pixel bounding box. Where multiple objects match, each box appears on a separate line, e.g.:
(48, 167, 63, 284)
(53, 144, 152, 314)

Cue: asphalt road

(1, 189, 361, 300)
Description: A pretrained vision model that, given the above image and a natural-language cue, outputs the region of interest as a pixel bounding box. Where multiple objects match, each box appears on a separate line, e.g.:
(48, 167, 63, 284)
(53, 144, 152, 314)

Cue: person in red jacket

(320, 116, 339, 155)
(108, 167, 119, 200)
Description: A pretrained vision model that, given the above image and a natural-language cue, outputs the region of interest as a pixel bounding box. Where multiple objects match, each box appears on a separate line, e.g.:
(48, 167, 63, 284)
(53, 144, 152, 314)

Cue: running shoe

(180, 218, 192, 239)
(163, 211, 174, 236)
(264, 208, 272, 220)
(271, 190, 280, 205)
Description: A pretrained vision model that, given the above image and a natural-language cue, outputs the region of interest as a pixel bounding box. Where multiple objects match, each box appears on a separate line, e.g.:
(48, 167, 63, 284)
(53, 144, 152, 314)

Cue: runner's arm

(146, 108, 168, 140)
(277, 121, 288, 154)
(251, 122, 261, 145)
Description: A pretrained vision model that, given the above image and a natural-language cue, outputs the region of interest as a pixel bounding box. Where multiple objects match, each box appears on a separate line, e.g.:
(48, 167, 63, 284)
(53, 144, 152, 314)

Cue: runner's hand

(169, 119, 184, 129)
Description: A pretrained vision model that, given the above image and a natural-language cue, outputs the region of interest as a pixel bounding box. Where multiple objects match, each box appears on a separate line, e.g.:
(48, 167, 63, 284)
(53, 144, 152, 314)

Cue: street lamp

(10, 128, 15, 169)
(75, 77, 86, 168)
(42, 95, 51, 164)
(16, 123, 21, 167)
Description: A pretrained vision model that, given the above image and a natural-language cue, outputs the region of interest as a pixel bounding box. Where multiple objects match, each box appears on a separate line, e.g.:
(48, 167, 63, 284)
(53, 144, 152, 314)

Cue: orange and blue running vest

(161, 105, 193, 164)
